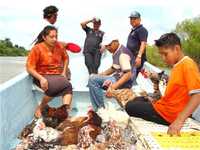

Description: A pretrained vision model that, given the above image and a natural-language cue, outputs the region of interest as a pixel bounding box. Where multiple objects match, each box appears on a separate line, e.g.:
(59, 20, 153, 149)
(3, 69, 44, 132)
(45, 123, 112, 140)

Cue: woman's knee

(63, 81, 72, 95)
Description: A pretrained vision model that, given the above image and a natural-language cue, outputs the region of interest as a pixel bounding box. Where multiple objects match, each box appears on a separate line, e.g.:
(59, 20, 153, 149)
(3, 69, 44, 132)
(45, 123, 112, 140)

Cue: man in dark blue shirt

(127, 11, 148, 75)
(81, 18, 104, 75)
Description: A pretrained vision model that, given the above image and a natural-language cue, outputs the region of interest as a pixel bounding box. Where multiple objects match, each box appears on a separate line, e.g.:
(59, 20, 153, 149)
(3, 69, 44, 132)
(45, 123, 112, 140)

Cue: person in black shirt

(81, 18, 105, 75)
(127, 11, 148, 75)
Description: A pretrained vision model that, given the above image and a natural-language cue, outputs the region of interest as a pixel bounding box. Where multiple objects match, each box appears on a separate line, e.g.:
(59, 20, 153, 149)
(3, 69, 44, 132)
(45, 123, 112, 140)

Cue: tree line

(147, 16, 200, 67)
(0, 38, 28, 56)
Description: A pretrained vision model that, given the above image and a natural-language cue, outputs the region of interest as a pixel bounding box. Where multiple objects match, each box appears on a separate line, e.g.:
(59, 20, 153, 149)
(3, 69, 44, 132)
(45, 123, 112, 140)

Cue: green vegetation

(175, 16, 200, 64)
(0, 38, 28, 56)
(147, 16, 200, 67)
(146, 45, 168, 68)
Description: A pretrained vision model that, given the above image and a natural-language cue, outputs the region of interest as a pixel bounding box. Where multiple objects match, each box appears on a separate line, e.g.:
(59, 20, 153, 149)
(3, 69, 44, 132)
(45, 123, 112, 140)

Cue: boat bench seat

(32, 84, 44, 93)
(32, 84, 90, 93)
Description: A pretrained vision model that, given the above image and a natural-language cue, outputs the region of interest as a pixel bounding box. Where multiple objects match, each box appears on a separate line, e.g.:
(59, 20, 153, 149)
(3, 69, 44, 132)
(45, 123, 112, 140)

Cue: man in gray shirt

(81, 18, 104, 74)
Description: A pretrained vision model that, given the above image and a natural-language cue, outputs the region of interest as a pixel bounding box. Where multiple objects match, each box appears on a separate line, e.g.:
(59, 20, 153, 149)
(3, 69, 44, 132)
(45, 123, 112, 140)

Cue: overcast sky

(0, 0, 199, 49)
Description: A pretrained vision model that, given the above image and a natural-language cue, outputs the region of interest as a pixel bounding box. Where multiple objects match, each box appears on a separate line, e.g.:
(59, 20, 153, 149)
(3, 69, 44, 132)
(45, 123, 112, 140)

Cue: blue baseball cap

(129, 11, 141, 18)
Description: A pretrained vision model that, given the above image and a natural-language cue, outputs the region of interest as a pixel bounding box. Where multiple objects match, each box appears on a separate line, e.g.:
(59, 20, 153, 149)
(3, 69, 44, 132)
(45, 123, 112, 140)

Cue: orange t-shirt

(27, 42, 67, 75)
(153, 56, 200, 123)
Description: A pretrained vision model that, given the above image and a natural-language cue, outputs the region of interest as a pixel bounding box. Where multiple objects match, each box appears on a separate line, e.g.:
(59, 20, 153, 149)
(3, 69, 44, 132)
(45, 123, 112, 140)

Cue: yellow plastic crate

(151, 132, 200, 150)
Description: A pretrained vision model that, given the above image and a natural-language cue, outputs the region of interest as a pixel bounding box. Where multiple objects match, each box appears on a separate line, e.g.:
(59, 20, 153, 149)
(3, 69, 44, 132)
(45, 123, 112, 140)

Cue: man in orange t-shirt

(125, 33, 200, 136)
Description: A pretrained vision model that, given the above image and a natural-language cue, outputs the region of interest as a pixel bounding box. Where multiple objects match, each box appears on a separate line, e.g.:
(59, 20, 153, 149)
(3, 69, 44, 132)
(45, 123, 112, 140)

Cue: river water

(0, 57, 26, 84)
(0, 53, 112, 86)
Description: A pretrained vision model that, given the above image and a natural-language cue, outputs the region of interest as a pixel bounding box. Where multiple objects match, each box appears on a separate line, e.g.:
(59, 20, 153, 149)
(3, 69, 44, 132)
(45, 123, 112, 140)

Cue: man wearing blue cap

(127, 11, 148, 75)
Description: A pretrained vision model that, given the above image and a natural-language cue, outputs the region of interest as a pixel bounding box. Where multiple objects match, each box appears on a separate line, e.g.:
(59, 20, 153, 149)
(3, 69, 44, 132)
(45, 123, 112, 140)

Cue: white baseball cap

(101, 33, 119, 46)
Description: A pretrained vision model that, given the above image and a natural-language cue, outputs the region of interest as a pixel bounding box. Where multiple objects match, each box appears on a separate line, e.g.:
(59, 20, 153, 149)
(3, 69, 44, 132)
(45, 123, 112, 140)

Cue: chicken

(41, 104, 68, 128)
(57, 110, 102, 146)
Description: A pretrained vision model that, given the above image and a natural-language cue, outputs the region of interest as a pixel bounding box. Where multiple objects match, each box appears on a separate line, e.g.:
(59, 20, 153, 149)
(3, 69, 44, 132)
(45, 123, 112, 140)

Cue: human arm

(135, 41, 147, 67)
(106, 71, 132, 98)
(99, 67, 115, 76)
(27, 67, 48, 91)
(61, 51, 70, 78)
(26, 48, 48, 91)
(80, 19, 93, 30)
(106, 53, 133, 97)
(135, 27, 148, 67)
(167, 93, 200, 136)
(110, 71, 132, 90)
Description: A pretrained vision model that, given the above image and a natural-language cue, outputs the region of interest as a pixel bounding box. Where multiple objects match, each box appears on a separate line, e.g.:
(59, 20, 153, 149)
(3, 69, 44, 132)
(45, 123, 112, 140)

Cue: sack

(110, 88, 136, 107)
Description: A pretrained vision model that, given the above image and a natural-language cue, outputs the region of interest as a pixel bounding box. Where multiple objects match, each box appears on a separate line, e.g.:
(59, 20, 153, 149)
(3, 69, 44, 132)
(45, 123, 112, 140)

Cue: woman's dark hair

(43, 5, 58, 19)
(155, 33, 181, 48)
(33, 25, 57, 45)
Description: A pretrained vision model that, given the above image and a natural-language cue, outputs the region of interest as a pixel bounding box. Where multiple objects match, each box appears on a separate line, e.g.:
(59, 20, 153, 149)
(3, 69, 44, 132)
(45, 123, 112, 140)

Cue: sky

(0, 0, 199, 49)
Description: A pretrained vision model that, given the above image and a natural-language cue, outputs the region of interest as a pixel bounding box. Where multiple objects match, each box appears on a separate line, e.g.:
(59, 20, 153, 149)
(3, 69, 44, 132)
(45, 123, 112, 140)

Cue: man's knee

(125, 97, 148, 116)
(125, 100, 135, 116)
(88, 75, 98, 87)
(125, 97, 141, 116)
(66, 82, 72, 93)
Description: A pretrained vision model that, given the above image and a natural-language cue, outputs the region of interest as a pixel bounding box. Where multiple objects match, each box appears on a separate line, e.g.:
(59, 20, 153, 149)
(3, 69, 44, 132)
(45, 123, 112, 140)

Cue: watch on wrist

(137, 54, 142, 58)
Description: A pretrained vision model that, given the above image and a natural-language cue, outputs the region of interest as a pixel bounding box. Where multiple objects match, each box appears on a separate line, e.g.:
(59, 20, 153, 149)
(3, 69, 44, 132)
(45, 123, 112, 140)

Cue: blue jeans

(87, 75, 116, 111)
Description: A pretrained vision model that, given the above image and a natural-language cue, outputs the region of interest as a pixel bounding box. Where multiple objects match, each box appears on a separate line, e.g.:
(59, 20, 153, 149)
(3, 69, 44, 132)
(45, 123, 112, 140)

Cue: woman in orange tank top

(26, 26, 72, 118)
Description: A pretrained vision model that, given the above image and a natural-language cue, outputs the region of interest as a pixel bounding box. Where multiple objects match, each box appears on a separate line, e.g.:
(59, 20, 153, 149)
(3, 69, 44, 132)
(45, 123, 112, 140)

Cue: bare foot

(63, 104, 71, 113)
(34, 105, 42, 118)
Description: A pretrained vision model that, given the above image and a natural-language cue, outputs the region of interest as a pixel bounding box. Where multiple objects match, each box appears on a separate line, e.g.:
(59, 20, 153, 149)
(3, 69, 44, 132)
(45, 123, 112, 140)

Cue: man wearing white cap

(87, 36, 136, 111)
(127, 11, 148, 75)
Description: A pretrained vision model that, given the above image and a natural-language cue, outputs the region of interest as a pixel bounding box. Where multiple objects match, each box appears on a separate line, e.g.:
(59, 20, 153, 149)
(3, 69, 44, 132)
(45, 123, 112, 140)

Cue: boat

(0, 55, 200, 150)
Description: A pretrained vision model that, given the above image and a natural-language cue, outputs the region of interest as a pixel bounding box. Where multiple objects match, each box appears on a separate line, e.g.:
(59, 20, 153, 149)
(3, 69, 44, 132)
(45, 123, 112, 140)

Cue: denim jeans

(87, 74, 116, 111)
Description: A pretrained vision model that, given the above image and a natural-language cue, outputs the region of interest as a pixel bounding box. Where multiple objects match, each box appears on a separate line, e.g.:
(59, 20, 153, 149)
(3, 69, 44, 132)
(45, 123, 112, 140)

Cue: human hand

(105, 87, 113, 98)
(135, 56, 142, 67)
(103, 80, 112, 87)
(61, 72, 67, 78)
(105, 83, 118, 98)
(40, 77, 48, 91)
(92, 17, 100, 22)
(100, 45, 106, 53)
(167, 119, 184, 136)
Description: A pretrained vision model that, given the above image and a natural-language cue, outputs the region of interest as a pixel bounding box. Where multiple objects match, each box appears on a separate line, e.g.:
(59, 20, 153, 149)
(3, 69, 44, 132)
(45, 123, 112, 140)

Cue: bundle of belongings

(108, 69, 169, 108)
(16, 103, 138, 150)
